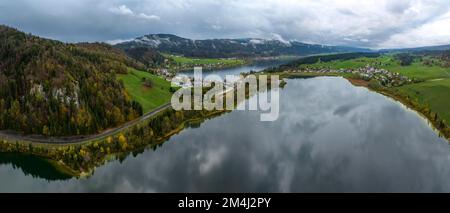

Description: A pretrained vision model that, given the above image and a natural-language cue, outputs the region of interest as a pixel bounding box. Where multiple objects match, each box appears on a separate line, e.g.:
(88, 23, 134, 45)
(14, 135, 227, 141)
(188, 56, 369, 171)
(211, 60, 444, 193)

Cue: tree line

(0, 107, 227, 176)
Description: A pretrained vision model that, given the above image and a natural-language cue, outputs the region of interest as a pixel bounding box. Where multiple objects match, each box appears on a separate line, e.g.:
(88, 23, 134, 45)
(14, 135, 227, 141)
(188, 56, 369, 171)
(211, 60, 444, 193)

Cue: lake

(0, 77, 449, 192)
(175, 60, 286, 82)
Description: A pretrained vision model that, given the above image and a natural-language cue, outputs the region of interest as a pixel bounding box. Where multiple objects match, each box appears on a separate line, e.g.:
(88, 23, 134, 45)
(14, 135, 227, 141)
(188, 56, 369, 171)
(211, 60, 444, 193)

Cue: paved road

(0, 103, 172, 145)
(0, 77, 246, 145)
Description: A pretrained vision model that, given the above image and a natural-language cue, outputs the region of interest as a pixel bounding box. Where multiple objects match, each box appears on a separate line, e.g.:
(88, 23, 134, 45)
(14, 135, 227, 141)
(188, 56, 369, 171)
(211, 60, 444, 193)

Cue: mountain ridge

(114, 34, 373, 58)
(380, 44, 450, 53)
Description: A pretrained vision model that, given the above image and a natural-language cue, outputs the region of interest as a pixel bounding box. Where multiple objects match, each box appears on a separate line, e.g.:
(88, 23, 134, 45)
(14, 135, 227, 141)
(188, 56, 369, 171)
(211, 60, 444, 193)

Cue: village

(285, 65, 413, 87)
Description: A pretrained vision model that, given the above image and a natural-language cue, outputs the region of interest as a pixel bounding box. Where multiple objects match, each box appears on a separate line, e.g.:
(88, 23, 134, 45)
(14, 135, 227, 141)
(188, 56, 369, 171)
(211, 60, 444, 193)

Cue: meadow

(118, 68, 173, 113)
(396, 78, 450, 125)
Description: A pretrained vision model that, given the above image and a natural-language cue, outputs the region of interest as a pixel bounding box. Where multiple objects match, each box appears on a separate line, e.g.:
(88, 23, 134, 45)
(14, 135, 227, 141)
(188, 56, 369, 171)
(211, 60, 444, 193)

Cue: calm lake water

(0, 77, 449, 192)
(176, 61, 285, 81)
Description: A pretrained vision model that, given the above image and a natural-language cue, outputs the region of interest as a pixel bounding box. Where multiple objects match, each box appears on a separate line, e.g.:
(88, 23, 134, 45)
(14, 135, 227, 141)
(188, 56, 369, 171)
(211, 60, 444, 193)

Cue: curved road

(0, 103, 172, 145)
(0, 76, 244, 145)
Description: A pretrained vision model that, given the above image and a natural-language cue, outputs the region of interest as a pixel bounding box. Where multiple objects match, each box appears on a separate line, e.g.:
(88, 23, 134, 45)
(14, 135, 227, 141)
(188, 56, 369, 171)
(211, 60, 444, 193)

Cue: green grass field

(118, 69, 172, 113)
(163, 53, 245, 67)
(396, 78, 450, 125)
(383, 62, 450, 80)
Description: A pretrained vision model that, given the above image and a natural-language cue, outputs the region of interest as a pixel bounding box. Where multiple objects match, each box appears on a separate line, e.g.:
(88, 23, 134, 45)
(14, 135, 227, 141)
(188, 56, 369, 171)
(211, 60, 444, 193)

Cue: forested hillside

(123, 47, 165, 68)
(0, 25, 145, 136)
(115, 34, 371, 58)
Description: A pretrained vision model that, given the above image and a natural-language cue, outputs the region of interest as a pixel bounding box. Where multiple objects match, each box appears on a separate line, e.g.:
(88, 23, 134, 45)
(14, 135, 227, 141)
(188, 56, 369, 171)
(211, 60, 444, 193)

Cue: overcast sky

(1, 0, 450, 48)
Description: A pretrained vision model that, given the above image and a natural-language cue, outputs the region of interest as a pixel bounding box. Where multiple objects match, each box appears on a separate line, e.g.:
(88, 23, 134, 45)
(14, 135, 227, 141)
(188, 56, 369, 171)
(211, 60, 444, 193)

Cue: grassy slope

(163, 53, 245, 66)
(118, 69, 172, 113)
(384, 63, 450, 80)
(396, 78, 450, 125)
(299, 54, 450, 126)
(381, 57, 449, 125)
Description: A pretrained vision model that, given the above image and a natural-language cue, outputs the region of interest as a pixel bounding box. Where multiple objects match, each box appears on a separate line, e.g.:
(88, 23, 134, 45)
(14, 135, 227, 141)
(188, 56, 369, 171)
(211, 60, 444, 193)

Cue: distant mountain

(0, 25, 144, 136)
(381, 44, 450, 53)
(114, 34, 372, 58)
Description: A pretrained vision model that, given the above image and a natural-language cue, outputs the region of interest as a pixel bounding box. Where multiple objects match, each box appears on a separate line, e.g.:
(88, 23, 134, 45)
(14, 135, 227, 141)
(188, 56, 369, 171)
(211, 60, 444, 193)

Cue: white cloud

(138, 13, 160, 21)
(196, 146, 228, 175)
(109, 5, 133, 16)
(105, 38, 133, 45)
(2, 0, 450, 48)
(109, 4, 160, 22)
(379, 11, 450, 48)
(270, 33, 290, 45)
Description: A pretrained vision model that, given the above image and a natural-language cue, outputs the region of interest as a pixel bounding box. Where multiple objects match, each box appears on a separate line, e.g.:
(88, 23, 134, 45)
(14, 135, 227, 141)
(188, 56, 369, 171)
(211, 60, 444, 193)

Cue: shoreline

(2, 72, 448, 178)
(172, 56, 294, 74)
(279, 72, 450, 142)
(0, 73, 259, 177)
(169, 59, 249, 73)
(0, 109, 229, 178)
(346, 78, 450, 142)
(77, 110, 230, 178)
